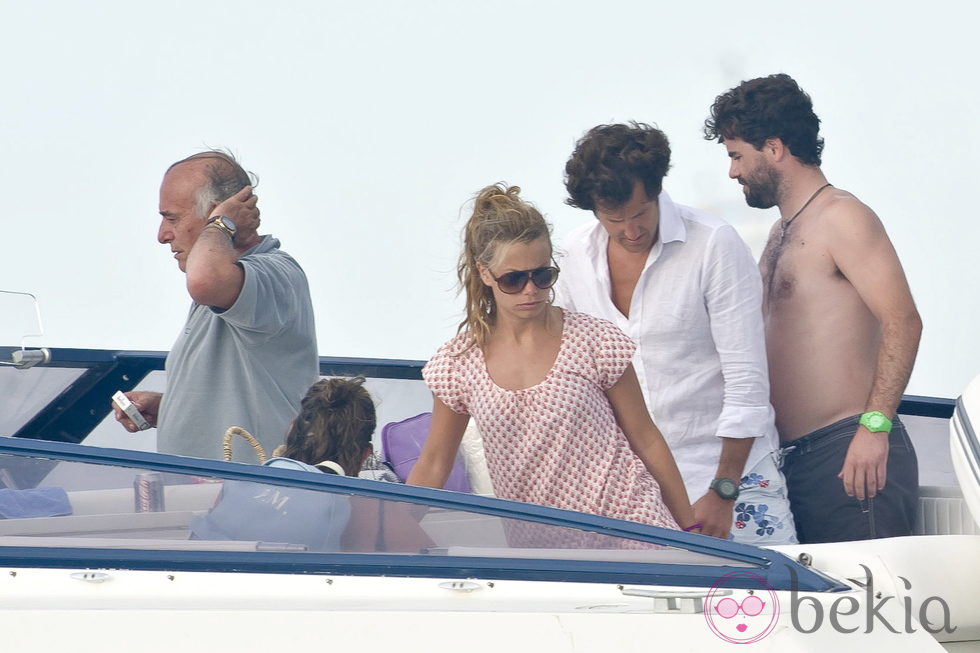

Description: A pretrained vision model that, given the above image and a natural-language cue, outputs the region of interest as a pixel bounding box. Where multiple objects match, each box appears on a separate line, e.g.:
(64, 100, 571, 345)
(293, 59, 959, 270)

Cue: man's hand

(838, 428, 888, 500)
(692, 491, 735, 539)
(209, 185, 260, 246)
(113, 391, 162, 432)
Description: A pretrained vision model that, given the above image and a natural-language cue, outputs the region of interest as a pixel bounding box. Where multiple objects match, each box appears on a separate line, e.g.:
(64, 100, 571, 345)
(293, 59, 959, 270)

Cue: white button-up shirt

(554, 192, 779, 500)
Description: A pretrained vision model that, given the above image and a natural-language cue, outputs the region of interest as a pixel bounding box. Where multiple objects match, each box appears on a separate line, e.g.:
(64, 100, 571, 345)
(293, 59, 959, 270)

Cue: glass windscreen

(0, 367, 86, 436)
(0, 452, 743, 566)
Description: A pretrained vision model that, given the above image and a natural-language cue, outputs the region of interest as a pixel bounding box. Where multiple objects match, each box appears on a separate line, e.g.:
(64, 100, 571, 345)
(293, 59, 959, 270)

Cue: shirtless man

(704, 74, 922, 543)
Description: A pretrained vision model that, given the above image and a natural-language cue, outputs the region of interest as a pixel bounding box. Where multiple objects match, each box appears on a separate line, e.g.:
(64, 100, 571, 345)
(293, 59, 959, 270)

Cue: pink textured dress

(423, 309, 679, 530)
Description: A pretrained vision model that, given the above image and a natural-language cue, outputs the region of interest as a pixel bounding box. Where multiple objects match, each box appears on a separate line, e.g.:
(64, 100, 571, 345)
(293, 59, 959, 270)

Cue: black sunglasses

(491, 266, 560, 294)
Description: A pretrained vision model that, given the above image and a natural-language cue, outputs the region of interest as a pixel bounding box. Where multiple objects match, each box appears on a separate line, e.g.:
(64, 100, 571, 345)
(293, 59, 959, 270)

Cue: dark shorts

(780, 415, 918, 544)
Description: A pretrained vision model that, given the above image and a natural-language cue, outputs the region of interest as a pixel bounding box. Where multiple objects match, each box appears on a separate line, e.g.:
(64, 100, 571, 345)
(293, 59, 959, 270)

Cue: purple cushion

(381, 413, 472, 493)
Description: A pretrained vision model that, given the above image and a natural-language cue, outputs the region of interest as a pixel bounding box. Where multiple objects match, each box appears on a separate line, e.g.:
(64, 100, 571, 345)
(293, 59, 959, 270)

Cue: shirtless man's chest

(760, 199, 880, 441)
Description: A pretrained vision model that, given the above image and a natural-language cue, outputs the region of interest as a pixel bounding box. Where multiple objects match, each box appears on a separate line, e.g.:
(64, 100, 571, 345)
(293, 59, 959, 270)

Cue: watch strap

(206, 215, 236, 242)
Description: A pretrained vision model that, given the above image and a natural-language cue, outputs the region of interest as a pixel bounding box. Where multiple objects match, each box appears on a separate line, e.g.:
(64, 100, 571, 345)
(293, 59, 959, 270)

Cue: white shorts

(729, 453, 798, 546)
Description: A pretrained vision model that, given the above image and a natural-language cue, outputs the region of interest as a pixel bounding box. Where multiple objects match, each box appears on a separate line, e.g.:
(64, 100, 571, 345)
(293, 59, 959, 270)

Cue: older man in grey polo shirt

(113, 151, 318, 461)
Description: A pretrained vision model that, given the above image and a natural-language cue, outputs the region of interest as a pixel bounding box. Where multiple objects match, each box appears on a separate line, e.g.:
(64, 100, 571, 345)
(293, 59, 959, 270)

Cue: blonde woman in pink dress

(408, 184, 697, 534)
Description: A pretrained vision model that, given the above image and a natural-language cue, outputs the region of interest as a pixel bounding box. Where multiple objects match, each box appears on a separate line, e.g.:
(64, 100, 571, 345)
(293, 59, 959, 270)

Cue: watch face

(712, 478, 739, 500)
(867, 414, 885, 429)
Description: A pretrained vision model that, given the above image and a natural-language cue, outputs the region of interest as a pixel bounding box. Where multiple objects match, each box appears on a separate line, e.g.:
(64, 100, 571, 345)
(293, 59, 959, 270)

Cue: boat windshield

(0, 366, 86, 436)
(0, 450, 735, 567)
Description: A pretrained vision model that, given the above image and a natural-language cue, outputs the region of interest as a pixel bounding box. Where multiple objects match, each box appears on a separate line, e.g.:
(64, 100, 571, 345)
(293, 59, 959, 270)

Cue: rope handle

(222, 426, 268, 464)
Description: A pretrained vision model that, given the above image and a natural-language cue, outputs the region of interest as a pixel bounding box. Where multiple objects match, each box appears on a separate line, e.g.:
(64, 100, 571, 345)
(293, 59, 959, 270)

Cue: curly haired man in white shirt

(555, 122, 796, 545)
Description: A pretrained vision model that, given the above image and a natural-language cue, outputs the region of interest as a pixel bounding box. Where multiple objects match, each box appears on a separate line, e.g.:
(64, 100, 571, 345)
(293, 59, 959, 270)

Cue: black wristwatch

(207, 215, 237, 243)
(709, 477, 740, 501)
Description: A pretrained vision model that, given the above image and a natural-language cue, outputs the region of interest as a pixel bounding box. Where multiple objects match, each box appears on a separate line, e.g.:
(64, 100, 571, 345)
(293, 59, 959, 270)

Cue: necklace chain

(781, 183, 832, 232)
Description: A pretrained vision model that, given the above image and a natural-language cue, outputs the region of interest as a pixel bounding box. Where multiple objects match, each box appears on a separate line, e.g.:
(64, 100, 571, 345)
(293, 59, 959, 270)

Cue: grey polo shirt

(157, 235, 319, 462)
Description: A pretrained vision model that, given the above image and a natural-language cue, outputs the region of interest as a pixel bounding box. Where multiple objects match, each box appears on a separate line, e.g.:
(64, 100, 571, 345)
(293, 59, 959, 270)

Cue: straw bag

(222, 426, 268, 464)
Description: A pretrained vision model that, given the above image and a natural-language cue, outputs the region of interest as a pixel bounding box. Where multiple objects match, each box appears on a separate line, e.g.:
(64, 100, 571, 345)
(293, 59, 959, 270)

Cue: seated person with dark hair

(274, 377, 397, 481)
(191, 378, 425, 551)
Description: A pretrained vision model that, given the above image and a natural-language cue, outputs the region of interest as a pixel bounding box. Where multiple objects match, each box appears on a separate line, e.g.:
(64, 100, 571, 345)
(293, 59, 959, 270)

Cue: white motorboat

(1, 339, 979, 652)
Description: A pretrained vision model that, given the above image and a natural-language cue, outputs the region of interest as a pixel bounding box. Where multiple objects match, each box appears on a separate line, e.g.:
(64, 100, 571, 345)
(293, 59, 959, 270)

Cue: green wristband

(859, 411, 892, 433)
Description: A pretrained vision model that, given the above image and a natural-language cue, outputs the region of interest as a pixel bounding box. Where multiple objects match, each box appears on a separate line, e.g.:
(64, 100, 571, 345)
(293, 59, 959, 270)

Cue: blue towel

(0, 487, 72, 519)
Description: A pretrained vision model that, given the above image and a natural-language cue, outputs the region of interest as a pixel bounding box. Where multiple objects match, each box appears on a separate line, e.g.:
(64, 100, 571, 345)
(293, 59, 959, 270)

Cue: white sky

(1, 0, 977, 398)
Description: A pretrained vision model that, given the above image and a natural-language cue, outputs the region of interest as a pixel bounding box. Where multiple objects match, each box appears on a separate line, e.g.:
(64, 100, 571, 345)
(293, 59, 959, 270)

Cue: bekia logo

(787, 565, 956, 636)
(704, 572, 780, 644)
(704, 566, 956, 644)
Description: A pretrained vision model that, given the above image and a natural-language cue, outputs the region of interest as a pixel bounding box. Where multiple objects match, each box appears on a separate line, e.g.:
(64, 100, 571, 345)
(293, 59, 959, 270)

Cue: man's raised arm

(185, 186, 261, 308)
